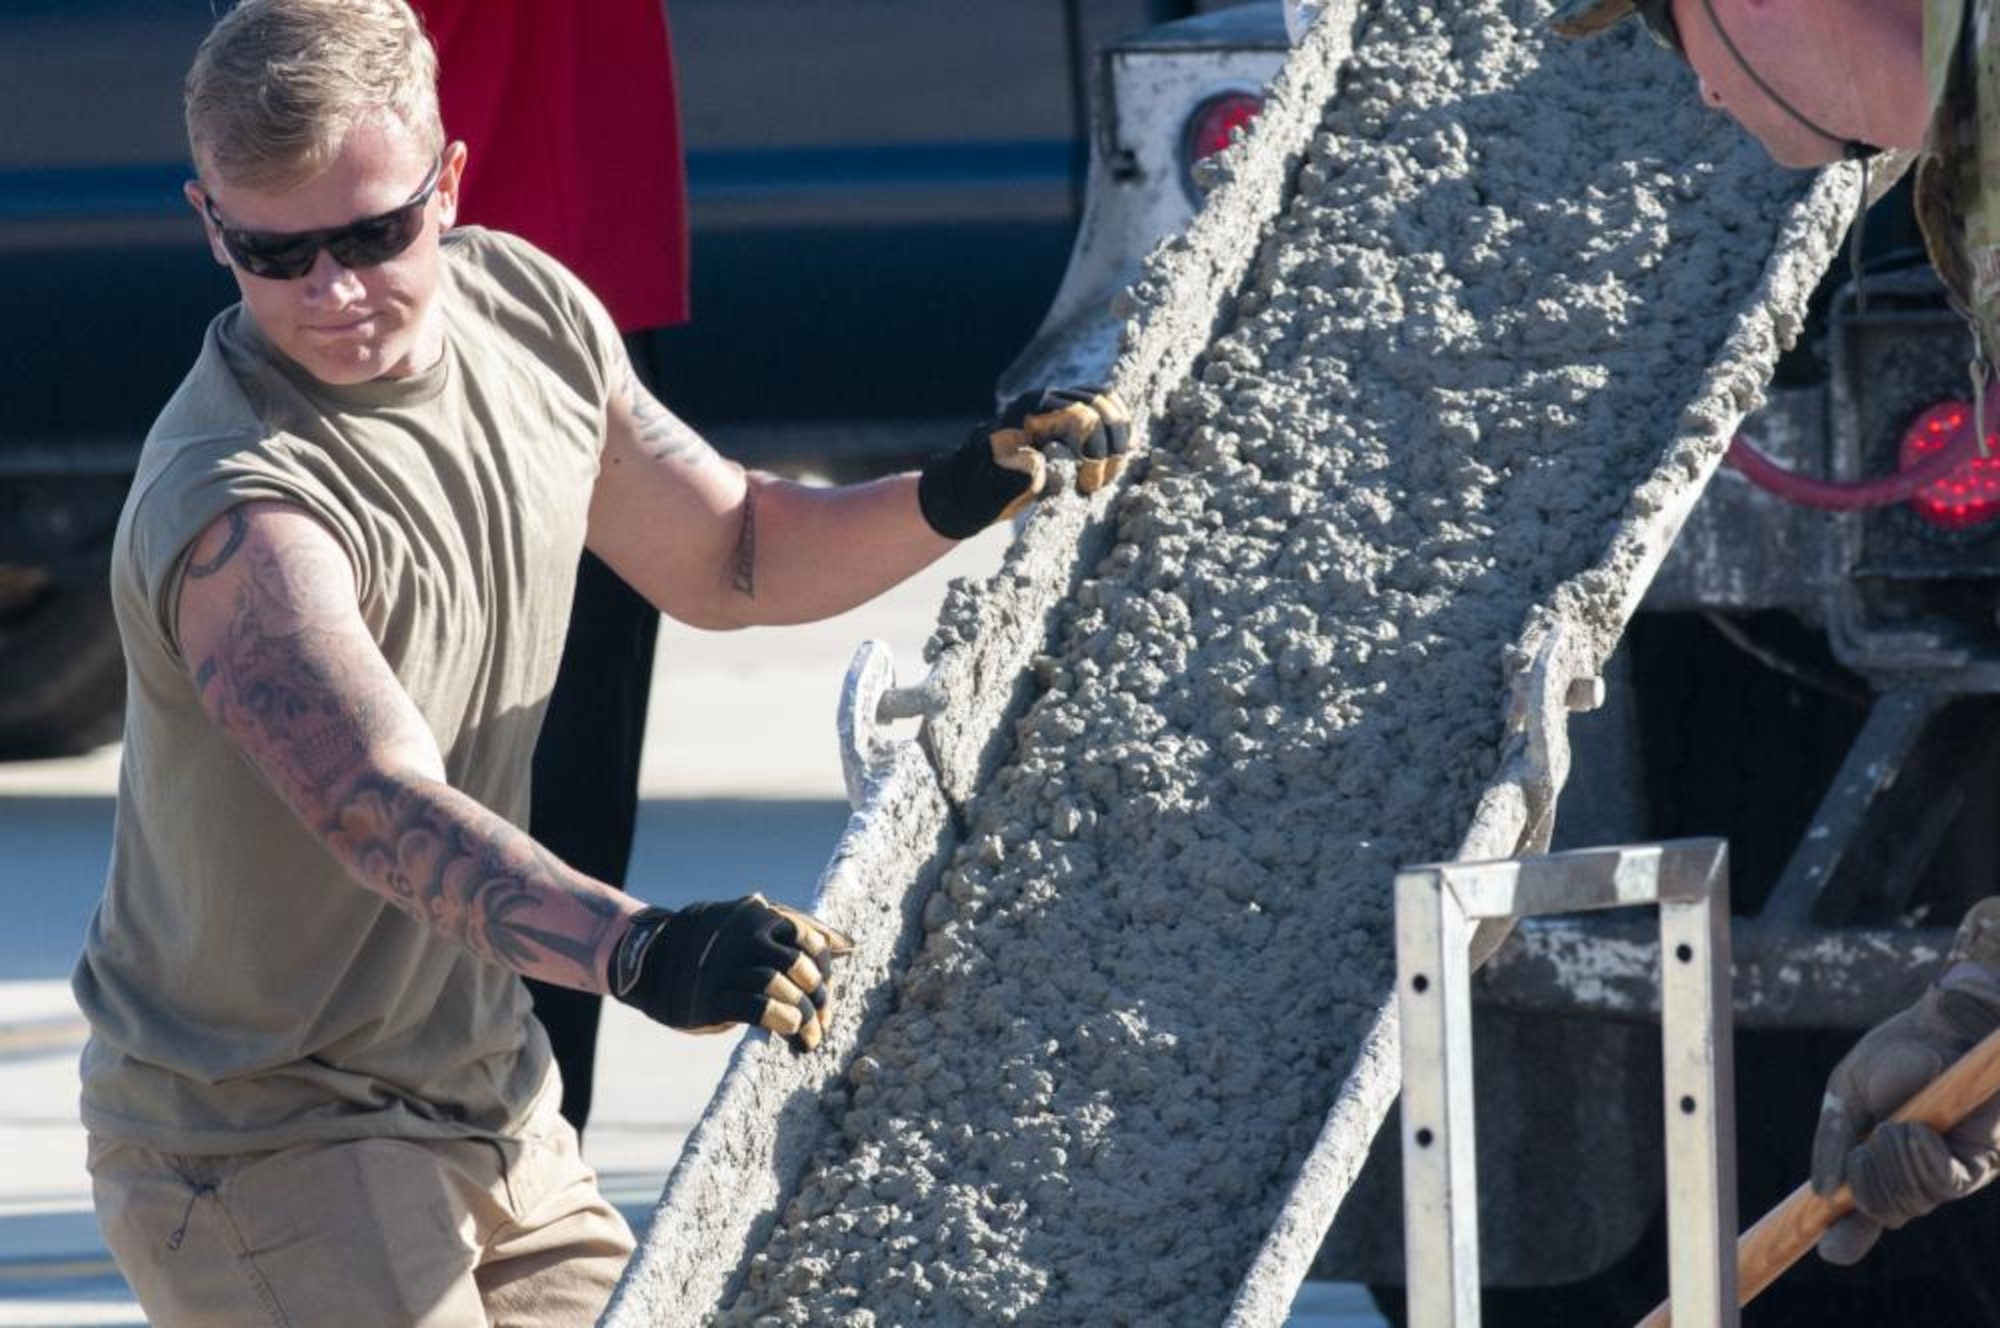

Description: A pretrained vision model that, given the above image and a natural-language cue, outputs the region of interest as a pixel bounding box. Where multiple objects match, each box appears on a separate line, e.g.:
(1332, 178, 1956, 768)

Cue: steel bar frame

(1476, 917, 1944, 1028)
(1396, 839, 1736, 1328)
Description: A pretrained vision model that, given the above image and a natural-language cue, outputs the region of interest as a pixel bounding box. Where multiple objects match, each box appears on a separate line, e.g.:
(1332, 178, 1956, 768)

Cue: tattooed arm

(175, 501, 644, 994)
(588, 355, 955, 630)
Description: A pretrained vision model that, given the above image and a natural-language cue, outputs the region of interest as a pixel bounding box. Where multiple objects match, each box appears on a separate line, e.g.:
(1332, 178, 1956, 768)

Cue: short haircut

(185, 0, 443, 190)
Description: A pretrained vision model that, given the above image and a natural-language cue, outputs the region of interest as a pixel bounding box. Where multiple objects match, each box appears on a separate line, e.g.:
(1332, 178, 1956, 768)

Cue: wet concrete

(608, 2, 1857, 1324)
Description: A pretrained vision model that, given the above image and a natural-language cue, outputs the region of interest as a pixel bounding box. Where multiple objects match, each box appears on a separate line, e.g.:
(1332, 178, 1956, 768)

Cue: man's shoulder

(113, 337, 323, 663)
(135, 316, 271, 486)
(122, 311, 338, 567)
(444, 225, 584, 305)
(443, 225, 621, 389)
(443, 222, 538, 266)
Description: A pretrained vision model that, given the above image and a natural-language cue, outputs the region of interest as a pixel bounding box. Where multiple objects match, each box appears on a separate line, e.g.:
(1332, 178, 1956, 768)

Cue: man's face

(189, 116, 463, 386)
(1670, 0, 1855, 168)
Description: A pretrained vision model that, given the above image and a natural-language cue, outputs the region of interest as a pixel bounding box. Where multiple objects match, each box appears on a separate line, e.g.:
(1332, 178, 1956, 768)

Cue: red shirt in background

(414, 0, 690, 333)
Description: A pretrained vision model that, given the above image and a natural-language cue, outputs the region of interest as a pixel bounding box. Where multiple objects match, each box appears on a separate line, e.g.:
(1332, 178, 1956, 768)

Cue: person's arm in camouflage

(1810, 897, 2000, 1263)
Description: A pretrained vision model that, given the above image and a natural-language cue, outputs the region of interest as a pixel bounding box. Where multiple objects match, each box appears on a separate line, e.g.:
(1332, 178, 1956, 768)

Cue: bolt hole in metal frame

(1396, 838, 1736, 1327)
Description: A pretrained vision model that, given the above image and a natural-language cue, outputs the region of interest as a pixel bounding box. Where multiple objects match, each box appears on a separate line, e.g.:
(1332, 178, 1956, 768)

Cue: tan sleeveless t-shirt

(74, 227, 622, 1153)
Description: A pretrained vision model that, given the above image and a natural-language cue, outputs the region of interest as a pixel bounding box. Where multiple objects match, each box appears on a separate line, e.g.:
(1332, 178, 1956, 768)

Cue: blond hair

(185, 0, 443, 190)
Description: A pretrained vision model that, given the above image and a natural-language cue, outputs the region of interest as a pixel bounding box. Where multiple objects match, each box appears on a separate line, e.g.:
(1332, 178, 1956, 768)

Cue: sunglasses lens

(225, 233, 320, 280)
(207, 157, 436, 280)
(325, 203, 424, 270)
(220, 203, 422, 279)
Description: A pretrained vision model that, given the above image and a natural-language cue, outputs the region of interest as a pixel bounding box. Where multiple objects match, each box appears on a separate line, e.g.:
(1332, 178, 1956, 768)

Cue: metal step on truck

(1002, 4, 2000, 1323)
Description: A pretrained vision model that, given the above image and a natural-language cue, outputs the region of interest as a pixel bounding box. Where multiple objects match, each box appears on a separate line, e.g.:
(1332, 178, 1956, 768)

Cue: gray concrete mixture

(703, 5, 1814, 1324)
(604, 1, 1867, 1324)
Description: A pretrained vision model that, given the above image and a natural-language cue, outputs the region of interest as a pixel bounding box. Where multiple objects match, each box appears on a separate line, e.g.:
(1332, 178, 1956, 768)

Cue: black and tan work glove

(1809, 897, 2000, 1264)
(916, 385, 1133, 539)
(607, 894, 854, 1053)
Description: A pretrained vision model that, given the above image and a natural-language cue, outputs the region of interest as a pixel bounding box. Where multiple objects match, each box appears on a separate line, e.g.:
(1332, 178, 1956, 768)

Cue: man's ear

(436, 139, 469, 231)
(183, 180, 231, 269)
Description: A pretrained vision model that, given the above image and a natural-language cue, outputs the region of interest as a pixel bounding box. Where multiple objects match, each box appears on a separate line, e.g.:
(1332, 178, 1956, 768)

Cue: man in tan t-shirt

(74, 1, 1129, 1322)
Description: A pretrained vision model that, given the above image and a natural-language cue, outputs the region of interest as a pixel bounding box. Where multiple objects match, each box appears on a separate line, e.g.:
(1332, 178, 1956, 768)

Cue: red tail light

(1182, 92, 1265, 173)
(1899, 400, 2000, 531)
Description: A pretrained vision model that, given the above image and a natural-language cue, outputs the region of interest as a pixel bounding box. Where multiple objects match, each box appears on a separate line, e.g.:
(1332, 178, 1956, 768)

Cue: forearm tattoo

(625, 362, 715, 467)
(191, 533, 390, 804)
(732, 487, 758, 597)
(188, 523, 623, 990)
(326, 774, 624, 987)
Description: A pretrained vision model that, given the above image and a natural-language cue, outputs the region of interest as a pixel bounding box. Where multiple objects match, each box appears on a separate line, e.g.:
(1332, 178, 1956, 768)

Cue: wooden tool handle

(1635, 1025, 2000, 1328)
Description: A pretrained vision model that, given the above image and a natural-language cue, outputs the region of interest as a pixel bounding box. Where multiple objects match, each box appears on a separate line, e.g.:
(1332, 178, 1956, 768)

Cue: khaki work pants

(87, 1101, 635, 1327)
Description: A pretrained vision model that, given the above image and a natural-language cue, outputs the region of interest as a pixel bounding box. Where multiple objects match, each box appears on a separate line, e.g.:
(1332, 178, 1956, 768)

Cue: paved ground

(0, 523, 1388, 1325)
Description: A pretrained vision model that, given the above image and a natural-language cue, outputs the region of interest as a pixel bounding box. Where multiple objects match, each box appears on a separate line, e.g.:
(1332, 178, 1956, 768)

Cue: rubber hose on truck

(1726, 387, 1996, 510)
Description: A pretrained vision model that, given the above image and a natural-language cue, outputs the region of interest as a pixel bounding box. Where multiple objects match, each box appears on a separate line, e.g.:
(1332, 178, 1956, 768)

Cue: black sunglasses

(1633, 0, 1682, 53)
(201, 156, 443, 280)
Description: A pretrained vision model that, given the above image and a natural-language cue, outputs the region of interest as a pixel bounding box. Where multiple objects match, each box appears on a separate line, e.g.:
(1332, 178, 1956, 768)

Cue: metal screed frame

(1395, 839, 1737, 1327)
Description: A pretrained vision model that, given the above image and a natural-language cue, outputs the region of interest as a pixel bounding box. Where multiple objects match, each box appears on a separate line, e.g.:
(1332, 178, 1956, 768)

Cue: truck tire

(0, 576, 124, 758)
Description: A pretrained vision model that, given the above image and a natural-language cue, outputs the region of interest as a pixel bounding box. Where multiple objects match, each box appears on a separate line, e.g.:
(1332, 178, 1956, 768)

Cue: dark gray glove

(916, 385, 1133, 538)
(1810, 898, 2000, 1265)
(608, 894, 854, 1053)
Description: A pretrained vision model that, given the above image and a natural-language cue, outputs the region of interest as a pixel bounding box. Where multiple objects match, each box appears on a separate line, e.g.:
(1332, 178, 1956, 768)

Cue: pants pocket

(87, 1137, 292, 1327)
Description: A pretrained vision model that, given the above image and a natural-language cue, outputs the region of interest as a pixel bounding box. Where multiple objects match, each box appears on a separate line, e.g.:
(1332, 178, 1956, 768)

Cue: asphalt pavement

(0, 523, 1388, 1326)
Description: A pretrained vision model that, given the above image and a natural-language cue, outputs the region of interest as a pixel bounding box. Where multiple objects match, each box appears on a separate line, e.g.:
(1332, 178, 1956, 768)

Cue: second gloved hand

(1810, 898, 2000, 1265)
(917, 385, 1132, 539)
(607, 894, 854, 1053)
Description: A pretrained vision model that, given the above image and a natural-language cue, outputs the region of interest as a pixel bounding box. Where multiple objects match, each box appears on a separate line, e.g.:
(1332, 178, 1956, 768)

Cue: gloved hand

(1810, 897, 2000, 1265)
(607, 894, 855, 1053)
(917, 385, 1133, 538)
